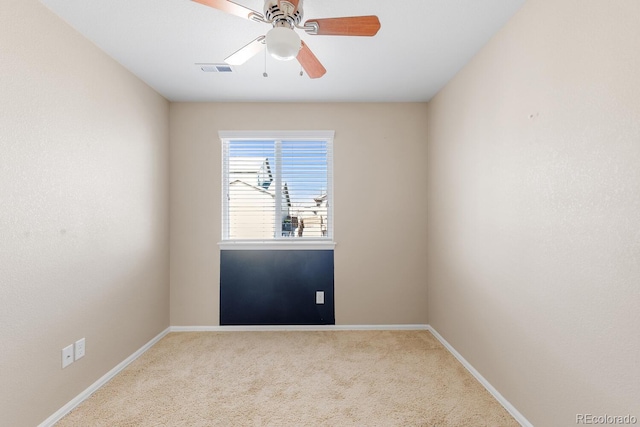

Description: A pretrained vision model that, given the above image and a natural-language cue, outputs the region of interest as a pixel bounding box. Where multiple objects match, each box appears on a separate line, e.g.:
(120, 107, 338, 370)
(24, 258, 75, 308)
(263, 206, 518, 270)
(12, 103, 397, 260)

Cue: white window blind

(220, 131, 334, 243)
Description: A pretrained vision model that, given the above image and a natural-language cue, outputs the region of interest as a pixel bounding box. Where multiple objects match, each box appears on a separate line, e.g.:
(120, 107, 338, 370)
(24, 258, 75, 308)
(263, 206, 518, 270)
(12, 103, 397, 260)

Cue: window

(220, 131, 334, 247)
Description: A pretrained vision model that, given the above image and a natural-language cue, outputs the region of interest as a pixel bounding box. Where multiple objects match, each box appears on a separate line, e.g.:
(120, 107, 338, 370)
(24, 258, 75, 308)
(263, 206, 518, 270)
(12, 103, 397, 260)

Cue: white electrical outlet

(316, 291, 325, 305)
(62, 344, 74, 368)
(75, 338, 85, 360)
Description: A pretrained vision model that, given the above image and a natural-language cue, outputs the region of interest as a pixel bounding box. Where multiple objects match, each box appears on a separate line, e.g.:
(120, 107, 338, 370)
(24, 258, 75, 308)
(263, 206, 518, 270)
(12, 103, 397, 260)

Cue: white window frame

(218, 130, 335, 250)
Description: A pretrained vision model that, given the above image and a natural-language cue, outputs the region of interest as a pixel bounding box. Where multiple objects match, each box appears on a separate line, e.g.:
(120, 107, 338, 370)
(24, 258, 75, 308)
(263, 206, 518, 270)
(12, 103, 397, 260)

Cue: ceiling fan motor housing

(264, 0, 303, 28)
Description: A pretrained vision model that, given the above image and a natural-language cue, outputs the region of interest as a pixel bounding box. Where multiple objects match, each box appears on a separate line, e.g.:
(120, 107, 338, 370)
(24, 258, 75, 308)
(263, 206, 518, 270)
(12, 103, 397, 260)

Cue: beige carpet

(56, 330, 518, 426)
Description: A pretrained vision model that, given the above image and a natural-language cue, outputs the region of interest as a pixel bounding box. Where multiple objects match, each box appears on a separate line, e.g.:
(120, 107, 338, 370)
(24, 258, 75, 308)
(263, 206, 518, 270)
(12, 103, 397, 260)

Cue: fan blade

(297, 41, 326, 79)
(225, 36, 266, 65)
(192, 0, 262, 21)
(304, 16, 381, 36)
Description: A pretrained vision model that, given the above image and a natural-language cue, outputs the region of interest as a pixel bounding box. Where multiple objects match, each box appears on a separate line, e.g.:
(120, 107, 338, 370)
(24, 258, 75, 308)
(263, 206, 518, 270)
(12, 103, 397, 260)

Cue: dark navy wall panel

(220, 250, 335, 325)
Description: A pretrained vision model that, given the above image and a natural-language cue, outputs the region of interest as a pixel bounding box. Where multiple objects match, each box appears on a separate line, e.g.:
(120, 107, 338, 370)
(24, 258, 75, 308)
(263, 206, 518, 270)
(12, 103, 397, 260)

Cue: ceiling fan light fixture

(265, 27, 301, 61)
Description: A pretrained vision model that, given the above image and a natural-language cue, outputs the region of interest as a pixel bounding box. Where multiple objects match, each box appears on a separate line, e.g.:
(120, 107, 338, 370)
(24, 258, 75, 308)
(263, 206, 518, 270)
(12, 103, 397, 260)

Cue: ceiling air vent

(197, 63, 234, 73)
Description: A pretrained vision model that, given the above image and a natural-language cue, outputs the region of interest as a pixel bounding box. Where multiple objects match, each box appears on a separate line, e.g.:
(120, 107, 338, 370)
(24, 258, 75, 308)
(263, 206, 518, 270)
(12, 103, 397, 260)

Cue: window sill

(218, 240, 336, 251)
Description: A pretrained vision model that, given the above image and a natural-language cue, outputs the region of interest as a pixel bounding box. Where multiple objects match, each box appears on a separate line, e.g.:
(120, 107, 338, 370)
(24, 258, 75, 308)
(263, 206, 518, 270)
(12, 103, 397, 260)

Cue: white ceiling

(39, 0, 525, 102)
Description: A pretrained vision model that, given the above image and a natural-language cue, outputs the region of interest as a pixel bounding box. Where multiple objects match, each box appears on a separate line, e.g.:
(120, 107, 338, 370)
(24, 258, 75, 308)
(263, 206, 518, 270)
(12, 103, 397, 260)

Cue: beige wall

(0, 1, 170, 425)
(170, 103, 429, 326)
(426, 0, 640, 425)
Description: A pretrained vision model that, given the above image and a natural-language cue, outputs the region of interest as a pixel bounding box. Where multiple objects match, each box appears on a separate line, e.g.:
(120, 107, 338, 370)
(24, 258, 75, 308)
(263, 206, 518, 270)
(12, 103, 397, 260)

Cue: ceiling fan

(192, 0, 381, 79)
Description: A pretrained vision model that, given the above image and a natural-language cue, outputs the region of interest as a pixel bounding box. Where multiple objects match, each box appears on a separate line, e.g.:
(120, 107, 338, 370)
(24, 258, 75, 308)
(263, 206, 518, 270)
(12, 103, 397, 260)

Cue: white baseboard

(38, 327, 170, 427)
(170, 324, 430, 332)
(426, 326, 533, 427)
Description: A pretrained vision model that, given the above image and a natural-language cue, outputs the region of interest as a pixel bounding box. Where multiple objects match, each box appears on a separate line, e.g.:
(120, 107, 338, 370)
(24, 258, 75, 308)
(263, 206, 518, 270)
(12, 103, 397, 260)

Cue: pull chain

(263, 46, 268, 77)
